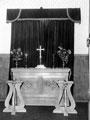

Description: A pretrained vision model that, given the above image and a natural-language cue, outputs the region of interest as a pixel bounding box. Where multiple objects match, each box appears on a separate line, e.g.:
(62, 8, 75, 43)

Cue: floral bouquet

(57, 46, 71, 68)
(10, 48, 23, 67)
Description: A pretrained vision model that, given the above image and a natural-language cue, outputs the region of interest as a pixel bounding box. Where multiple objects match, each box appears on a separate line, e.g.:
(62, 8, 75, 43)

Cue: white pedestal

(3, 80, 26, 115)
(35, 64, 46, 68)
(53, 81, 77, 116)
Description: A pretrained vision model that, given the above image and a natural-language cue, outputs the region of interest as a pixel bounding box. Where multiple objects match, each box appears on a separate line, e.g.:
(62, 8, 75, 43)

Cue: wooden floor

(0, 101, 88, 120)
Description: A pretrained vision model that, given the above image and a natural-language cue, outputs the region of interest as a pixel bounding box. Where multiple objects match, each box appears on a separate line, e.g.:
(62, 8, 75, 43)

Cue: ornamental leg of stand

(64, 84, 68, 116)
(3, 81, 16, 113)
(53, 81, 65, 114)
(15, 81, 26, 112)
(66, 81, 77, 114)
(11, 83, 16, 115)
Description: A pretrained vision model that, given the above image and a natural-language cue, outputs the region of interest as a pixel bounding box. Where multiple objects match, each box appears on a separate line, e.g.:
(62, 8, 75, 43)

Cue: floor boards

(0, 102, 88, 120)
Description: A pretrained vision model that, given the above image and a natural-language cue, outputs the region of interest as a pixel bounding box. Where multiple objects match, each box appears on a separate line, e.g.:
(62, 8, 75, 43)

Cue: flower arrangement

(57, 46, 71, 68)
(10, 48, 23, 67)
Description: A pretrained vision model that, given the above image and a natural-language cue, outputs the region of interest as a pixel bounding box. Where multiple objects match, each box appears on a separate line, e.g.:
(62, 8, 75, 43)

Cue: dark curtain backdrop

(10, 20, 74, 70)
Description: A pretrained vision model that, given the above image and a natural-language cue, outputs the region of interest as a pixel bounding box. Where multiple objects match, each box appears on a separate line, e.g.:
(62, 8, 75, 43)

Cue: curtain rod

(17, 18, 69, 21)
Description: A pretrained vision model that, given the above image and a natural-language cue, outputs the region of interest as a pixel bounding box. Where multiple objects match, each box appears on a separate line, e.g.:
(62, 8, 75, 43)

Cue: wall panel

(74, 55, 89, 102)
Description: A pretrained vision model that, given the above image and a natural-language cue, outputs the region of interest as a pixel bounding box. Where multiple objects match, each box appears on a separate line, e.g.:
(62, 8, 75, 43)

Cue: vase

(15, 60, 18, 68)
(62, 61, 65, 68)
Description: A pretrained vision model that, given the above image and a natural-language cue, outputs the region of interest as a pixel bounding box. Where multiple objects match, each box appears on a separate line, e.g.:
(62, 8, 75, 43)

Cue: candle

(53, 54, 55, 68)
(25, 53, 28, 58)
(25, 53, 28, 68)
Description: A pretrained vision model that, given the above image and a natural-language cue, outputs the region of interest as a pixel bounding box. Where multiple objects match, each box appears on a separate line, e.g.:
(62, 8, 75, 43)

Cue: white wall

(0, 0, 89, 54)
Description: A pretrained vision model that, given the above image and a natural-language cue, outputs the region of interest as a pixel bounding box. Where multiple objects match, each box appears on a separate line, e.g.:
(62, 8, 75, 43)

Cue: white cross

(36, 45, 45, 64)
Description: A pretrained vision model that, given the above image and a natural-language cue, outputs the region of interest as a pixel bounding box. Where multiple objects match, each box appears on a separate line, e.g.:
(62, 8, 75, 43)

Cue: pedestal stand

(53, 80, 77, 116)
(3, 80, 26, 115)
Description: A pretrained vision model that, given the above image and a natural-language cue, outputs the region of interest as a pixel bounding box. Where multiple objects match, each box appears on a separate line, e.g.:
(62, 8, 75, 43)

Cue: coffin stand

(3, 68, 77, 116)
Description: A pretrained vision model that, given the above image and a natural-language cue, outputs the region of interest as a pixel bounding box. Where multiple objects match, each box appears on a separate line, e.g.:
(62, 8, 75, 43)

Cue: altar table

(3, 68, 77, 116)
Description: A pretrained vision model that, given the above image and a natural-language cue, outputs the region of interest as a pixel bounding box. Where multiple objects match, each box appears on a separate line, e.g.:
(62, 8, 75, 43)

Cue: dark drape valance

(7, 8, 81, 23)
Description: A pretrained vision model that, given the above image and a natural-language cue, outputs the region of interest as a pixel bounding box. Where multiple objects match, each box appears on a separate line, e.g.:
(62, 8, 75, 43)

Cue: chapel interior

(0, 1, 89, 120)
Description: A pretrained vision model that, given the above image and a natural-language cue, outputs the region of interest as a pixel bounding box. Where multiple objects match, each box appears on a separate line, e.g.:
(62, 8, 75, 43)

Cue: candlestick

(52, 54, 55, 68)
(25, 53, 28, 68)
